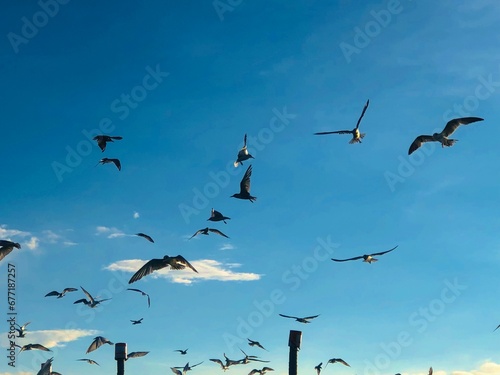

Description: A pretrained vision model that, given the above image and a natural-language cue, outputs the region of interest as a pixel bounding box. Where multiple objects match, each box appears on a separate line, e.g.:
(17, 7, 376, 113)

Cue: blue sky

(1, 1, 500, 374)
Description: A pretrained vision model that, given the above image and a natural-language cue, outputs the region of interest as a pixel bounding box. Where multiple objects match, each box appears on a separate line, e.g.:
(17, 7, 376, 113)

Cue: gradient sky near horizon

(2, 1, 500, 374)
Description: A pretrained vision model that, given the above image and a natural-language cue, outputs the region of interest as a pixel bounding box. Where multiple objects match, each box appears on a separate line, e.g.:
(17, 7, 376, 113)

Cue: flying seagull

(314, 99, 370, 144)
(231, 164, 256, 202)
(127, 351, 149, 359)
(131, 318, 143, 325)
(208, 208, 231, 224)
(248, 367, 274, 375)
(175, 348, 189, 355)
(238, 348, 270, 364)
(86, 336, 114, 354)
(135, 232, 154, 243)
(171, 368, 183, 375)
(408, 117, 484, 155)
(16, 343, 52, 353)
(96, 157, 121, 171)
(278, 313, 320, 323)
(93, 135, 123, 152)
(0, 240, 21, 262)
(315, 362, 323, 375)
(331, 245, 398, 264)
(189, 227, 229, 239)
(127, 288, 151, 307)
(37, 357, 58, 375)
(45, 287, 78, 298)
(174, 361, 204, 374)
(15, 321, 31, 338)
(324, 358, 350, 369)
(248, 339, 267, 351)
(128, 254, 198, 284)
(73, 286, 111, 307)
(77, 358, 100, 366)
(210, 358, 230, 371)
(234, 134, 255, 167)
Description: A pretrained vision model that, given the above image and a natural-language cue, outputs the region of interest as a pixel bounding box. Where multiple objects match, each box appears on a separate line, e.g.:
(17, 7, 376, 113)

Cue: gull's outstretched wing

(441, 117, 483, 137)
(408, 135, 435, 155)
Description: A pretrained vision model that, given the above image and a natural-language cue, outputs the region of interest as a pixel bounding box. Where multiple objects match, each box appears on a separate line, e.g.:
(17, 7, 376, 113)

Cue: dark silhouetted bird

(174, 361, 204, 374)
(131, 318, 143, 325)
(15, 321, 30, 338)
(231, 165, 256, 202)
(324, 358, 350, 368)
(86, 336, 113, 354)
(77, 358, 100, 366)
(175, 348, 189, 355)
(210, 358, 230, 371)
(208, 208, 230, 224)
(136, 233, 154, 243)
(189, 227, 229, 239)
(494, 324, 500, 332)
(16, 343, 51, 353)
(38, 357, 58, 375)
(73, 286, 111, 307)
(248, 339, 267, 351)
(234, 134, 255, 167)
(127, 351, 149, 359)
(45, 287, 78, 298)
(238, 348, 270, 364)
(97, 158, 121, 171)
(408, 117, 483, 155)
(127, 288, 151, 307)
(331, 245, 398, 264)
(315, 362, 322, 375)
(129, 255, 198, 284)
(248, 367, 274, 375)
(93, 135, 123, 152)
(314, 99, 369, 144)
(279, 313, 320, 323)
(0, 240, 21, 262)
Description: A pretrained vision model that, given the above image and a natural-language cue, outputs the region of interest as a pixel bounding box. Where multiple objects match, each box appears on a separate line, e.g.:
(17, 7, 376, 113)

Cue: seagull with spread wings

(135, 233, 154, 243)
(189, 227, 229, 239)
(234, 134, 255, 167)
(331, 245, 398, 264)
(248, 367, 274, 375)
(15, 321, 30, 338)
(314, 99, 369, 144)
(174, 361, 204, 374)
(128, 254, 198, 284)
(127, 288, 151, 307)
(324, 358, 350, 368)
(231, 165, 256, 202)
(174, 348, 189, 355)
(96, 157, 121, 171)
(408, 117, 483, 155)
(45, 287, 78, 298)
(77, 358, 100, 366)
(131, 318, 143, 325)
(210, 358, 230, 371)
(248, 338, 268, 351)
(127, 351, 149, 359)
(73, 286, 111, 308)
(279, 313, 320, 323)
(315, 362, 323, 375)
(93, 135, 123, 152)
(16, 343, 51, 353)
(208, 208, 231, 224)
(0, 240, 21, 262)
(238, 348, 270, 364)
(86, 336, 114, 354)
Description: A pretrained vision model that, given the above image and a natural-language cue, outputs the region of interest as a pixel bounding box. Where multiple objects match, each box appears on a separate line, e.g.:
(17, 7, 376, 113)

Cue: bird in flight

(15, 321, 30, 338)
(314, 362, 322, 375)
(93, 135, 123, 152)
(38, 357, 58, 375)
(331, 245, 398, 264)
(314, 99, 369, 144)
(208, 208, 231, 224)
(408, 117, 483, 155)
(248, 339, 267, 351)
(73, 286, 111, 307)
(97, 157, 121, 171)
(131, 318, 143, 325)
(127, 288, 151, 308)
(175, 348, 189, 355)
(234, 133, 255, 167)
(189, 227, 229, 240)
(238, 348, 270, 364)
(278, 313, 320, 323)
(127, 351, 149, 359)
(324, 358, 350, 368)
(86, 336, 114, 354)
(45, 287, 78, 298)
(135, 232, 154, 243)
(16, 343, 52, 353)
(210, 358, 230, 371)
(231, 164, 256, 202)
(173, 361, 204, 374)
(77, 358, 100, 366)
(248, 367, 274, 375)
(0, 240, 21, 262)
(128, 254, 198, 284)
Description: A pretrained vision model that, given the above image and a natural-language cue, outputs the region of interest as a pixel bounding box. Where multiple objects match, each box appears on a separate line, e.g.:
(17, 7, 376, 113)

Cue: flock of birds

(0, 99, 489, 375)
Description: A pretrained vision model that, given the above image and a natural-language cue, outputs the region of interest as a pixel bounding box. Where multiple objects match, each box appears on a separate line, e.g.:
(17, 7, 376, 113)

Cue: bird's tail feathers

(443, 139, 457, 147)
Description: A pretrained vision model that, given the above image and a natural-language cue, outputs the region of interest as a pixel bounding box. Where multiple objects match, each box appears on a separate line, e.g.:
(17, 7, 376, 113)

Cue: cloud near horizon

(105, 258, 261, 284)
(0, 328, 99, 349)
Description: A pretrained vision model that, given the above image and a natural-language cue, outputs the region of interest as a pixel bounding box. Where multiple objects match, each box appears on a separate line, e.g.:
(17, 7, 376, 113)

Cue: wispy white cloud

(219, 243, 235, 251)
(25, 236, 39, 250)
(95, 226, 126, 239)
(451, 361, 500, 375)
(133, 211, 140, 219)
(0, 225, 31, 239)
(63, 241, 78, 246)
(0, 329, 99, 349)
(105, 258, 261, 284)
(42, 230, 61, 243)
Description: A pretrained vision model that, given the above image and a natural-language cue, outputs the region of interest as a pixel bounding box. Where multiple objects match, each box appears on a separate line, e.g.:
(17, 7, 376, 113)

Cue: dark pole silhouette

(115, 342, 127, 375)
(288, 330, 301, 375)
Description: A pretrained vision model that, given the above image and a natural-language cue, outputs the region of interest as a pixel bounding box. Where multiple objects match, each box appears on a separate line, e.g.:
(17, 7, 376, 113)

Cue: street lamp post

(288, 330, 302, 375)
(115, 342, 127, 375)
